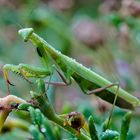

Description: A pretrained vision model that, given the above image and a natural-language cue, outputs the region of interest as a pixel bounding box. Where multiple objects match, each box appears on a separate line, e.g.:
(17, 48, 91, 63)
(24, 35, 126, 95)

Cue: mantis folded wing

(4, 28, 140, 110)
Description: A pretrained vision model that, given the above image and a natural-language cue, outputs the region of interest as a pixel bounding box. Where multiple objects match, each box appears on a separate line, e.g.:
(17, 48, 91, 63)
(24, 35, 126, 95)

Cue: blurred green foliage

(1, 0, 140, 139)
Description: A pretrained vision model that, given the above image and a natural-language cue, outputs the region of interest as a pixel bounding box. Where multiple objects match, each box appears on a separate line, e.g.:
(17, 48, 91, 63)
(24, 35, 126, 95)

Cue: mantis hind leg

(86, 83, 119, 95)
(87, 83, 119, 130)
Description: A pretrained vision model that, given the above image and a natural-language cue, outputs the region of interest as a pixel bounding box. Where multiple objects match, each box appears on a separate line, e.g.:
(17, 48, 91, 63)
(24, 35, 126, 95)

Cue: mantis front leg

(3, 64, 51, 94)
(3, 63, 72, 94)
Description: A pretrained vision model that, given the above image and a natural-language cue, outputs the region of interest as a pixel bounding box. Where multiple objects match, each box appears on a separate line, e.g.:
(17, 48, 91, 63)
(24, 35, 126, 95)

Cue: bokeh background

(1, 0, 140, 139)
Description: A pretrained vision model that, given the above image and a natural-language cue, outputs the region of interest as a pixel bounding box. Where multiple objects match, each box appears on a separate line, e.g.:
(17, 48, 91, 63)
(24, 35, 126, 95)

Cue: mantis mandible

(3, 28, 140, 110)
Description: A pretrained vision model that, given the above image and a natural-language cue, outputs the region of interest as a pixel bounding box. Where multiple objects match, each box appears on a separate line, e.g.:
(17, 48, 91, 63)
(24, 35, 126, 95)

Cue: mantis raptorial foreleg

(3, 63, 72, 94)
(3, 64, 51, 94)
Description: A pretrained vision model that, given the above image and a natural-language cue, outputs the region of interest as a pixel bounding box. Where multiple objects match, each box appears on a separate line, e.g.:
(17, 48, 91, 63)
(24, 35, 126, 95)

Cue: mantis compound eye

(36, 47, 43, 58)
(66, 111, 85, 132)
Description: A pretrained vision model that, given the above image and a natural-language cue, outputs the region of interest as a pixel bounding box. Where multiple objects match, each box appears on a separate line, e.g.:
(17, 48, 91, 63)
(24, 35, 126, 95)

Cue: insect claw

(3, 69, 15, 86)
(7, 79, 15, 86)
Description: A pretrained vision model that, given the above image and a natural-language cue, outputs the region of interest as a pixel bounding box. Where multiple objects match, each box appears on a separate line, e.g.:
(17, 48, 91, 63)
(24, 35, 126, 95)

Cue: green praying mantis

(3, 28, 140, 110)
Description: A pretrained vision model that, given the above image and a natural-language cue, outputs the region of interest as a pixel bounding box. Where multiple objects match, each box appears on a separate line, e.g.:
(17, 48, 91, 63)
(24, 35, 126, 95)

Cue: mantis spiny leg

(3, 64, 51, 94)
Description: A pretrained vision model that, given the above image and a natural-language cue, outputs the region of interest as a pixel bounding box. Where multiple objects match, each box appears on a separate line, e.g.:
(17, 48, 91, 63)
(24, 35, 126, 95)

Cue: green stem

(0, 110, 10, 132)
(88, 116, 99, 140)
(30, 79, 90, 140)
(0, 95, 27, 132)
(3, 118, 30, 131)
(120, 112, 132, 140)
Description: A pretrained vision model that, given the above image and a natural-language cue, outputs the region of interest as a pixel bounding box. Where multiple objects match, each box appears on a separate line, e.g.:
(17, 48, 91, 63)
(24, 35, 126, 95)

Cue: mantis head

(18, 28, 34, 42)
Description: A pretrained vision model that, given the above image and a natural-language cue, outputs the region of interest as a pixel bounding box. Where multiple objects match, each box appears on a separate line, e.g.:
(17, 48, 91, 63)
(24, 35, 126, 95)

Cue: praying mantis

(3, 28, 140, 110)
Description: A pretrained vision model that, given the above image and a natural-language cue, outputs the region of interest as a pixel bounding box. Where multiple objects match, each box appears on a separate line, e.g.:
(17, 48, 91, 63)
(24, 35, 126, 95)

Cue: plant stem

(120, 112, 132, 140)
(0, 110, 10, 132)
(0, 95, 27, 132)
(30, 79, 91, 140)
